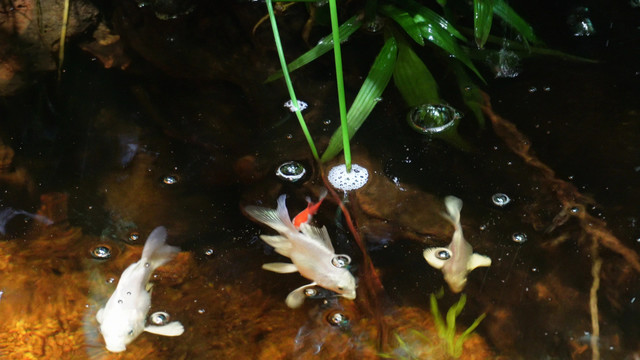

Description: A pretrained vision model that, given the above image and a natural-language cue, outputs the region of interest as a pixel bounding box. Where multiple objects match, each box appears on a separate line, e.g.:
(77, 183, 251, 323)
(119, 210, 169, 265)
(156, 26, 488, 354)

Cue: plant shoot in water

(430, 290, 486, 358)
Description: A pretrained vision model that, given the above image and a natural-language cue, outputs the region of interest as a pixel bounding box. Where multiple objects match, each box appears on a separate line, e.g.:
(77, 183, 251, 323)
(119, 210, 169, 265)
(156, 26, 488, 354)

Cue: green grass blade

(473, 0, 494, 48)
(455, 312, 486, 357)
(399, 0, 467, 41)
(380, 4, 424, 46)
(266, 0, 319, 160)
(413, 13, 485, 82)
(265, 15, 363, 82)
(393, 37, 439, 107)
(430, 293, 447, 338)
(493, 0, 541, 45)
(328, 0, 351, 171)
(321, 35, 398, 162)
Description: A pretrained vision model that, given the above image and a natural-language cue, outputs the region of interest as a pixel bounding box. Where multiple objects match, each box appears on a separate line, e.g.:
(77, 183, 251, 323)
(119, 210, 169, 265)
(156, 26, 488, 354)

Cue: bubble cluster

(331, 254, 351, 268)
(327, 164, 369, 191)
(276, 161, 306, 182)
(149, 311, 170, 326)
(91, 245, 112, 259)
(407, 104, 461, 134)
(491, 193, 511, 207)
(283, 99, 308, 112)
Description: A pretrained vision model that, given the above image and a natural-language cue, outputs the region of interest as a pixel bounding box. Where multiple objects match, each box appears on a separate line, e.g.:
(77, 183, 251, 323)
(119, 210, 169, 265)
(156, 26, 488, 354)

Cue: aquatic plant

(430, 290, 486, 358)
(264, 0, 545, 159)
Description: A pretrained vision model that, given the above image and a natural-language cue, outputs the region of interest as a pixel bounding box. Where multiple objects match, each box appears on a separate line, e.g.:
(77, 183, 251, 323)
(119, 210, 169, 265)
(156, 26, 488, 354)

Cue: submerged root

(589, 239, 601, 360)
(481, 92, 640, 273)
(321, 167, 389, 351)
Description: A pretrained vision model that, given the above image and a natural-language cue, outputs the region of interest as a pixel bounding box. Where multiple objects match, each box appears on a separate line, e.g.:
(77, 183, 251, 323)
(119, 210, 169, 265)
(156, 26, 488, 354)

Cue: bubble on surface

(491, 193, 511, 207)
(331, 254, 351, 268)
(304, 288, 318, 297)
(149, 311, 170, 326)
(436, 249, 451, 260)
(128, 232, 140, 242)
(204, 248, 214, 256)
(276, 161, 306, 183)
(568, 7, 596, 37)
(91, 245, 112, 259)
(407, 104, 461, 134)
(326, 311, 349, 327)
(283, 99, 308, 112)
(364, 15, 385, 33)
(512, 232, 528, 244)
(493, 48, 520, 78)
(163, 175, 178, 185)
(327, 164, 369, 191)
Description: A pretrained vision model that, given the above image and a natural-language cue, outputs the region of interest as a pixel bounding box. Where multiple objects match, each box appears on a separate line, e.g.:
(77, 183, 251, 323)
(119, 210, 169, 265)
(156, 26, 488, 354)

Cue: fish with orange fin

(292, 188, 328, 228)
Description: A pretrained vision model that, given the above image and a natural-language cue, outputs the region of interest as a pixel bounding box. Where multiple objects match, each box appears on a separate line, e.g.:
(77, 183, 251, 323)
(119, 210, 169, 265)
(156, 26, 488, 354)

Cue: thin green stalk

(328, 0, 351, 171)
(266, 0, 319, 161)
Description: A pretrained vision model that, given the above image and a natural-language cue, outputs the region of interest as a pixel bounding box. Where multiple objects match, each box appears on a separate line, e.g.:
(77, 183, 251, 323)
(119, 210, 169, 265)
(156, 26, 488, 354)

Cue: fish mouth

(341, 291, 357, 300)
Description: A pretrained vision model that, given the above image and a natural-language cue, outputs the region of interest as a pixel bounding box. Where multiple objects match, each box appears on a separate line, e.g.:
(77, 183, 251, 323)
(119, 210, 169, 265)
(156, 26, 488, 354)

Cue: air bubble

(163, 175, 178, 185)
(304, 288, 318, 297)
(204, 248, 214, 256)
(436, 249, 451, 260)
(91, 245, 112, 259)
(149, 311, 170, 326)
(326, 311, 349, 327)
(275, 161, 306, 183)
(491, 193, 511, 207)
(512, 232, 528, 244)
(129, 232, 140, 242)
(331, 254, 351, 268)
(407, 104, 461, 134)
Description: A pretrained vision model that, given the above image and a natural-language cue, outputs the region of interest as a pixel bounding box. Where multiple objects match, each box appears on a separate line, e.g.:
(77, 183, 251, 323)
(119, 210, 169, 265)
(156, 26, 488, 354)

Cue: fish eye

(337, 286, 344, 291)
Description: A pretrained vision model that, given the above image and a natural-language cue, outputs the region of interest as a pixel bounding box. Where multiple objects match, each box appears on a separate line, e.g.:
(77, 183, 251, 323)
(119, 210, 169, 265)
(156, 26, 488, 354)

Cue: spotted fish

(96, 226, 184, 352)
(423, 196, 491, 293)
(245, 194, 356, 308)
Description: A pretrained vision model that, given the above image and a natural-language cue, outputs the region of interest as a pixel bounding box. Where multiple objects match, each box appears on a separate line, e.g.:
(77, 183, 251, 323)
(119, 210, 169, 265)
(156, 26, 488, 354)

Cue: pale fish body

(423, 196, 492, 293)
(96, 226, 184, 352)
(245, 195, 356, 308)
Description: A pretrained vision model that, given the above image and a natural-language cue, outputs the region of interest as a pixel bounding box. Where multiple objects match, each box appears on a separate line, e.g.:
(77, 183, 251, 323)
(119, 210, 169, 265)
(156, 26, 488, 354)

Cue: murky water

(1, 1, 639, 359)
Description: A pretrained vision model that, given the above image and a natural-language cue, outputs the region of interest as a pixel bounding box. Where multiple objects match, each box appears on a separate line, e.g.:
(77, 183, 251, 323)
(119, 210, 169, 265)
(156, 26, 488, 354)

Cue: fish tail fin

(442, 195, 463, 228)
(141, 226, 180, 269)
(244, 195, 296, 233)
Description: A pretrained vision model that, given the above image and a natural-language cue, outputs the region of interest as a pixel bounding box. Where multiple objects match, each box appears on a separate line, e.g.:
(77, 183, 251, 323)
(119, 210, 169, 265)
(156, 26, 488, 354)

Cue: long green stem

(328, 0, 351, 171)
(266, 0, 319, 161)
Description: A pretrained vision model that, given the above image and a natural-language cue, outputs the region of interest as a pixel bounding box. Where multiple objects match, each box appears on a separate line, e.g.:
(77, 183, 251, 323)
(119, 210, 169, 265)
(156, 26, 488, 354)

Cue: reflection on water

(1, 1, 640, 359)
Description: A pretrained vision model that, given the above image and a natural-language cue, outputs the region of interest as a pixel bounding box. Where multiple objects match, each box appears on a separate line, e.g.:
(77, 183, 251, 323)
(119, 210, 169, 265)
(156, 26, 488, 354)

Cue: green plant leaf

(412, 13, 484, 82)
(321, 35, 398, 162)
(430, 293, 446, 338)
(473, 0, 494, 48)
(265, 15, 363, 82)
(393, 38, 439, 107)
(493, 0, 541, 45)
(451, 62, 485, 129)
(398, 0, 467, 41)
(380, 4, 424, 46)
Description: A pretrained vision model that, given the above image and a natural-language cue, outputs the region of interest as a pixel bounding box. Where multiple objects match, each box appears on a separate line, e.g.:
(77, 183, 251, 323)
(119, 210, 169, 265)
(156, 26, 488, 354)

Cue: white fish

(96, 226, 184, 352)
(423, 196, 492, 293)
(245, 195, 356, 308)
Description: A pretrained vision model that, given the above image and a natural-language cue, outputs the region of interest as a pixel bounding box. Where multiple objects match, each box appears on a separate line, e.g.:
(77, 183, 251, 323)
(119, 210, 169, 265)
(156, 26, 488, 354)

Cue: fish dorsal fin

(467, 253, 492, 270)
(285, 282, 317, 309)
(441, 196, 463, 226)
(262, 262, 298, 273)
(299, 224, 334, 252)
(145, 321, 185, 336)
(245, 195, 296, 233)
